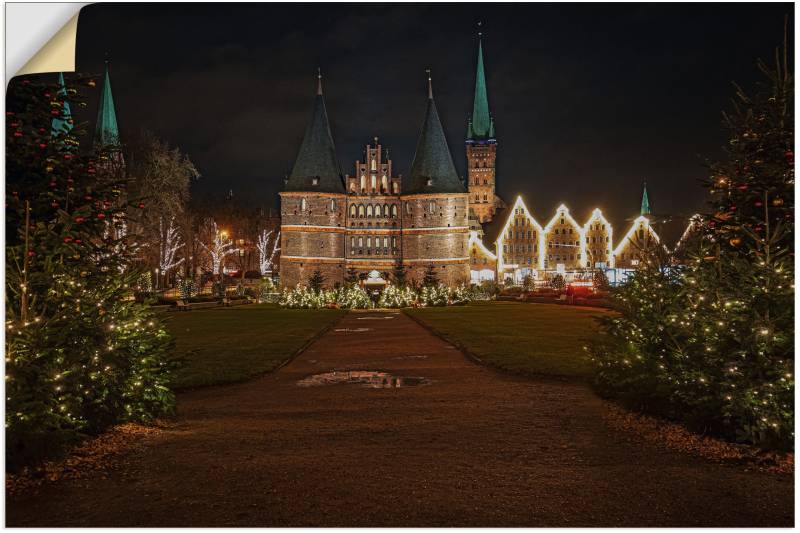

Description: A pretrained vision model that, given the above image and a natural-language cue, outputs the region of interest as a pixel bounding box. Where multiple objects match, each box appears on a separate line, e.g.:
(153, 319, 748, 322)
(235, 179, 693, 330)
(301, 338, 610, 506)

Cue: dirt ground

(6, 310, 794, 527)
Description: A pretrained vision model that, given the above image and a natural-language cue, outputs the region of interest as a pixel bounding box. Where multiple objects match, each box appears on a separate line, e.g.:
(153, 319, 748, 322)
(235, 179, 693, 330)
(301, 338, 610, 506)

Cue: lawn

(163, 304, 346, 389)
(406, 301, 609, 378)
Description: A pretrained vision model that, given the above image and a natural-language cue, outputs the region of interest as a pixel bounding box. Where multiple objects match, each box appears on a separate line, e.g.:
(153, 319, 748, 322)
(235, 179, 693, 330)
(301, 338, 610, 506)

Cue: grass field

(406, 301, 609, 378)
(163, 304, 346, 389)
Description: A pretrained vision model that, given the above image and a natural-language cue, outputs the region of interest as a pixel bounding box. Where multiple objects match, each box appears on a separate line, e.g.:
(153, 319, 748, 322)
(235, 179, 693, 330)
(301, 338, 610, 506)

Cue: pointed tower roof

(284, 71, 344, 193)
(94, 63, 120, 147)
(51, 72, 73, 138)
(406, 72, 465, 195)
(467, 36, 493, 141)
(641, 181, 651, 216)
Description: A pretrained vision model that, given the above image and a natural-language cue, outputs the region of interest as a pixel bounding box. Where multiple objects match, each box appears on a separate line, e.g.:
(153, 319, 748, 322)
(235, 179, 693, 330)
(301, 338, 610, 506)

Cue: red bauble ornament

(74, 239, 82, 244)
(737, 184, 748, 191)
(27, 250, 35, 257)
(729, 205, 737, 211)
(138, 203, 145, 209)
(785, 150, 794, 159)
(97, 213, 106, 219)
(63, 237, 73, 243)
(13, 132, 22, 138)
(49, 181, 56, 187)
(74, 216, 85, 223)
(51, 201, 59, 208)
(755, 201, 763, 207)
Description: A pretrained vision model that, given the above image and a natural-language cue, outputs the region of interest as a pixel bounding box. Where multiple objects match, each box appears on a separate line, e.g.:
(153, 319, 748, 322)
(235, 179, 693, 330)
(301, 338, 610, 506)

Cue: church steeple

(468, 35, 493, 141)
(641, 181, 651, 216)
(51, 72, 73, 138)
(94, 63, 120, 147)
(284, 70, 344, 193)
(406, 72, 464, 194)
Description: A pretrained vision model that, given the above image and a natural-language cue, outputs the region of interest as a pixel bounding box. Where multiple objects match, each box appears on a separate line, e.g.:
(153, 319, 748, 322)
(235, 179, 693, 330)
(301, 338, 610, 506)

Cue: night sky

(74, 3, 792, 229)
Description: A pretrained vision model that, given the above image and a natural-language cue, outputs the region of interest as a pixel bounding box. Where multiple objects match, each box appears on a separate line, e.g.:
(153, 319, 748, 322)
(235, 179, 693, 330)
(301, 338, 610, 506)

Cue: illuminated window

(330, 199, 337, 211)
(350, 204, 356, 217)
(358, 237, 363, 247)
(300, 198, 307, 210)
(371, 159, 376, 171)
(381, 175, 388, 192)
(367, 205, 373, 217)
(358, 205, 365, 218)
(371, 175, 376, 190)
(391, 204, 398, 218)
(360, 175, 366, 191)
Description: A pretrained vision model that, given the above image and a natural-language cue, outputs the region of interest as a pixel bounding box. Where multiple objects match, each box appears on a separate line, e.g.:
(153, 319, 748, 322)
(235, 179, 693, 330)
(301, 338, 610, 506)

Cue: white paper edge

(5, 3, 88, 80)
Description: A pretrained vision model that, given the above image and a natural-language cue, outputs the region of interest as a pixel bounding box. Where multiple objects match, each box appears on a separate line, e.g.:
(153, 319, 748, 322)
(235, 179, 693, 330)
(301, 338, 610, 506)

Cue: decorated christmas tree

(6, 75, 175, 469)
(590, 35, 794, 449)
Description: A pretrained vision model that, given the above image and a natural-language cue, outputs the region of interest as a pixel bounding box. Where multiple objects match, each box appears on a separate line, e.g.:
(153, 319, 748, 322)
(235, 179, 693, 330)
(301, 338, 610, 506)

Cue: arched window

(350, 204, 357, 218)
(381, 175, 388, 192)
(330, 199, 337, 211)
(428, 200, 436, 213)
(300, 198, 307, 211)
(367, 205, 373, 217)
(366, 236, 372, 248)
(371, 175, 376, 191)
(383, 237, 389, 248)
(375, 204, 382, 217)
(350, 236, 355, 248)
(392, 182, 399, 194)
(358, 204, 365, 218)
(391, 204, 398, 218)
(371, 159, 376, 171)
(360, 175, 366, 191)
(358, 236, 363, 247)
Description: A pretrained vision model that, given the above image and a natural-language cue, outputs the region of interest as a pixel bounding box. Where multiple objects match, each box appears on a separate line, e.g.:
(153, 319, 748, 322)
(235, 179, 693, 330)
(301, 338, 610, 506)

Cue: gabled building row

(469, 185, 697, 285)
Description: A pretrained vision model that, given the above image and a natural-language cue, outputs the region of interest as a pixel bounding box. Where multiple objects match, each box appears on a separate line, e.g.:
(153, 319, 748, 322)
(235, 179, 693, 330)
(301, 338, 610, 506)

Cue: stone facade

(280, 139, 470, 289)
(467, 141, 499, 223)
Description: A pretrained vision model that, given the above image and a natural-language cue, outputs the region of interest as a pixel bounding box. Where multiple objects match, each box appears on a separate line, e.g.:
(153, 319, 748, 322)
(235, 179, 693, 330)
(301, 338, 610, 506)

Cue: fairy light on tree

(158, 216, 184, 287)
(589, 30, 793, 450)
(200, 219, 239, 278)
(6, 74, 175, 469)
(256, 228, 280, 276)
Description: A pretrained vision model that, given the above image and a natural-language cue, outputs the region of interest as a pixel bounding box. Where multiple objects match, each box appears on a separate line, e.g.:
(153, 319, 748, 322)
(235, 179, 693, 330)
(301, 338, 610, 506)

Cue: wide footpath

(7, 310, 793, 526)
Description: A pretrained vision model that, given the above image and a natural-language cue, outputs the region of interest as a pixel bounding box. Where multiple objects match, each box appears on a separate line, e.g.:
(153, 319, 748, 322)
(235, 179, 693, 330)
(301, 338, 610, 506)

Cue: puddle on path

(297, 370, 430, 388)
(355, 316, 395, 320)
(334, 328, 373, 332)
(393, 355, 428, 360)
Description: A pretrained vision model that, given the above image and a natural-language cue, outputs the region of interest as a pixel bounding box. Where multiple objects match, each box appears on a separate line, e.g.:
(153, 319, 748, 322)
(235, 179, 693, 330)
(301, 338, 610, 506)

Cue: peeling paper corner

(8, 3, 88, 80)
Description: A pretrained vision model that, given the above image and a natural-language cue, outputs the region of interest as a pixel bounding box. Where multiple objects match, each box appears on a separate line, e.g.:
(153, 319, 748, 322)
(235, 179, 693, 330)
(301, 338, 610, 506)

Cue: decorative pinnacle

(426, 68, 433, 99)
(316, 67, 323, 95)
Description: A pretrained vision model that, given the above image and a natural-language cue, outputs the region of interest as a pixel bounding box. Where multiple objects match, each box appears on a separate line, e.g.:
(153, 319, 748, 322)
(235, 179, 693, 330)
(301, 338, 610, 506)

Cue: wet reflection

(334, 328, 373, 332)
(297, 370, 430, 388)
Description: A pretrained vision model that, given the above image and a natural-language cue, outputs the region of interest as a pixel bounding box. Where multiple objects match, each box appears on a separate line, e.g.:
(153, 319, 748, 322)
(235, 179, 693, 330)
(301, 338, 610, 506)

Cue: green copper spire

(94, 63, 120, 147)
(641, 181, 651, 216)
(51, 72, 72, 137)
(468, 37, 493, 140)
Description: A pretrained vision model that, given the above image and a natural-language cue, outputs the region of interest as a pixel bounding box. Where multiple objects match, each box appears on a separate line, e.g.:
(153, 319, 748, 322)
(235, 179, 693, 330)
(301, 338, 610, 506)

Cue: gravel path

(7, 310, 793, 526)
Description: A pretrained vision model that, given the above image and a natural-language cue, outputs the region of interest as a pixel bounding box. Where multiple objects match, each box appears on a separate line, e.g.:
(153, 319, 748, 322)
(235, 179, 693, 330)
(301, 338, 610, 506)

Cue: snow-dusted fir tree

(199, 218, 238, 276)
(256, 228, 280, 276)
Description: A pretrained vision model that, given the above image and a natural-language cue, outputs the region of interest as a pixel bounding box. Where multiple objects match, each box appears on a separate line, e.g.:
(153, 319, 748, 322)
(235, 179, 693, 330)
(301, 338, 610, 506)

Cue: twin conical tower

(278, 68, 471, 289)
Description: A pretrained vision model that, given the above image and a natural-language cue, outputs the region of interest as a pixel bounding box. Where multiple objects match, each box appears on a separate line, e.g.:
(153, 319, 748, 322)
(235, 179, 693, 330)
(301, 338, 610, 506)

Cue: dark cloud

(75, 3, 792, 228)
